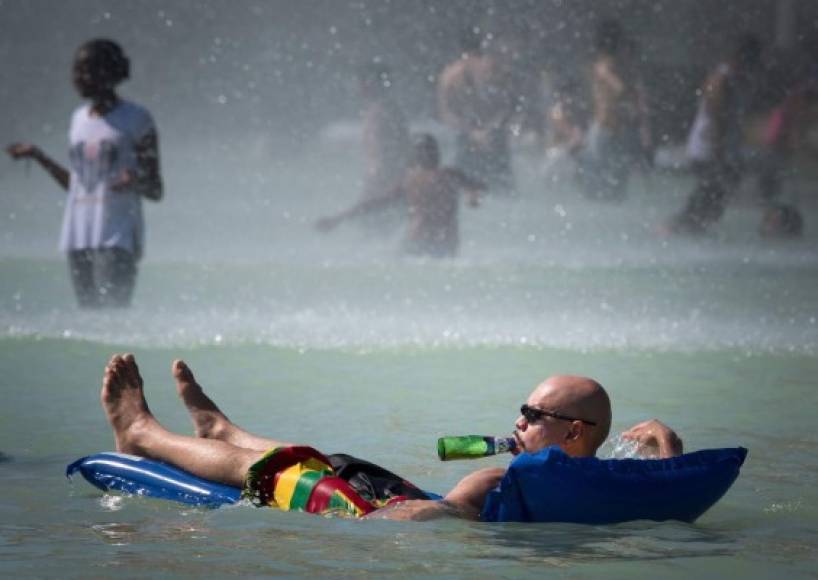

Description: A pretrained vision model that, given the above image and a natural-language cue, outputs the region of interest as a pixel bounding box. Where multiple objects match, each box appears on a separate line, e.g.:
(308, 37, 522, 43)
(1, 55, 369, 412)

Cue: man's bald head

(516, 375, 612, 457)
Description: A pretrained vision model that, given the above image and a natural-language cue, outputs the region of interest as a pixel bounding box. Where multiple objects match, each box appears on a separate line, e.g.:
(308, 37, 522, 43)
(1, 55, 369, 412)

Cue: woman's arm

(6, 143, 70, 191)
(109, 130, 164, 200)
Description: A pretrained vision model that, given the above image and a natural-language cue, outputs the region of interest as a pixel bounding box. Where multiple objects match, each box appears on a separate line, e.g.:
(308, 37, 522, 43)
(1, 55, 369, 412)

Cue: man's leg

(101, 353, 262, 488)
(668, 162, 733, 233)
(172, 359, 292, 451)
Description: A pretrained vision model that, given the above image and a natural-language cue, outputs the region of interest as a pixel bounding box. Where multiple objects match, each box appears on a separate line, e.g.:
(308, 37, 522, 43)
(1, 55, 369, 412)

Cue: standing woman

(6, 38, 163, 307)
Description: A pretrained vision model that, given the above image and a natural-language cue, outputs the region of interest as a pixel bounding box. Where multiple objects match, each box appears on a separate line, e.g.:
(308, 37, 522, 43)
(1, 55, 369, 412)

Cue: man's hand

(622, 419, 683, 458)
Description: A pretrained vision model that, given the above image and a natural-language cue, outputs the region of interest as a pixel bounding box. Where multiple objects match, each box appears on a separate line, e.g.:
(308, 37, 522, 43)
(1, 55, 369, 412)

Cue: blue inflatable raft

(67, 446, 747, 522)
(67, 452, 240, 507)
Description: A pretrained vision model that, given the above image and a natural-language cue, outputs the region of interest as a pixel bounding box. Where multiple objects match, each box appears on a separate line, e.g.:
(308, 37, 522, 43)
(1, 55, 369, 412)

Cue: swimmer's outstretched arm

(6, 143, 69, 190)
(315, 185, 404, 232)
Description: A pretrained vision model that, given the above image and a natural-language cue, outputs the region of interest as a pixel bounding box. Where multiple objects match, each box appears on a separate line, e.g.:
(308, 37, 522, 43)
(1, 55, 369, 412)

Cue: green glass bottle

(437, 435, 517, 461)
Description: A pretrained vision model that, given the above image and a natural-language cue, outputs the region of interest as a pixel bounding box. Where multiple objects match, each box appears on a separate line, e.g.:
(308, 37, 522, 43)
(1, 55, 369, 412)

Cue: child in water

(316, 134, 484, 258)
(6, 38, 163, 308)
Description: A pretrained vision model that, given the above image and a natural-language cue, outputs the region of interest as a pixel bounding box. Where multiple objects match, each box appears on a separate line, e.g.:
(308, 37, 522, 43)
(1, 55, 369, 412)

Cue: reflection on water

(469, 521, 738, 565)
(91, 522, 139, 546)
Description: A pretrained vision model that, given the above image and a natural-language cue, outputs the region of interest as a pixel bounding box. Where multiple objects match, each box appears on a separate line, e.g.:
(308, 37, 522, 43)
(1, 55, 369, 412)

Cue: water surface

(1, 145, 817, 577)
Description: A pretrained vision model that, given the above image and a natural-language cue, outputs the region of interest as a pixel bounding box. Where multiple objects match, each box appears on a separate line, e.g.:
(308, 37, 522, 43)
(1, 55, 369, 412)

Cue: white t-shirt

(59, 100, 155, 259)
(686, 63, 745, 166)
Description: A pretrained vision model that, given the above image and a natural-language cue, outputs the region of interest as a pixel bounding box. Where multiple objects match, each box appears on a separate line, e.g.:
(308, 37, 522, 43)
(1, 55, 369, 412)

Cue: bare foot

(101, 354, 158, 454)
(172, 359, 232, 440)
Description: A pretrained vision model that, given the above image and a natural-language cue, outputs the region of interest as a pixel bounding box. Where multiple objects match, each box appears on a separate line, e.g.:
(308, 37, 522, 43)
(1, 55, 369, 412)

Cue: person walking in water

(353, 63, 411, 235)
(359, 65, 410, 203)
(666, 34, 764, 234)
(316, 134, 484, 258)
(437, 29, 516, 193)
(577, 19, 652, 202)
(6, 38, 163, 307)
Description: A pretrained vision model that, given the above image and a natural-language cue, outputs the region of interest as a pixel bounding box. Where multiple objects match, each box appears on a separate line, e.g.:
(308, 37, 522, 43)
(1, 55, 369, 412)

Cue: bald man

(99, 354, 682, 521)
(377, 375, 681, 520)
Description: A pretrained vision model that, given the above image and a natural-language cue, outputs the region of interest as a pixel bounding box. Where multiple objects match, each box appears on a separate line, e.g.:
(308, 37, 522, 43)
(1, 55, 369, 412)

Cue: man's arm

(635, 77, 653, 157)
(594, 57, 626, 97)
(315, 185, 404, 232)
(701, 68, 729, 158)
(443, 467, 505, 518)
(621, 419, 683, 458)
(446, 168, 485, 207)
(365, 498, 469, 521)
(437, 65, 468, 132)
(368, 467, 505, 522)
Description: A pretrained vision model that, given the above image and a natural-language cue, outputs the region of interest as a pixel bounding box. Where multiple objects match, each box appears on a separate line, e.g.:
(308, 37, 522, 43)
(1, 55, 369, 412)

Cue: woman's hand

(109, 168, 135, 191)
(6, 143, 41, 160)
(6, 143, 69, 190)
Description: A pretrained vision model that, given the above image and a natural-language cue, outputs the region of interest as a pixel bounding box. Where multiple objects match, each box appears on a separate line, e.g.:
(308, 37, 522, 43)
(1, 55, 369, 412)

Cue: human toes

(120, 353, 144, 387)
(105, 354, 128, 381)
(172, 359, 194, 381)
(102, 355, 128, 402)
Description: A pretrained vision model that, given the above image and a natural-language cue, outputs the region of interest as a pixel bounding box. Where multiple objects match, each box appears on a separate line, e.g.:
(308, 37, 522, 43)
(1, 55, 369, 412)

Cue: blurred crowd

(326, 20, 818, 256)
(7, 17, 818, 308)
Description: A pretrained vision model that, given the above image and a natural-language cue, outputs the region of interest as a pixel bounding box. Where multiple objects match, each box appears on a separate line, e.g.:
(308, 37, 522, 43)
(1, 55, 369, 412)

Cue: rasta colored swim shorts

(242, 446, 429, 518)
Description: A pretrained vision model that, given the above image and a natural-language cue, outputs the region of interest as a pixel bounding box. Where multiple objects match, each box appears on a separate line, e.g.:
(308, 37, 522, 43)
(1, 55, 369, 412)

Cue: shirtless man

(316, 134, 484, 258)
(578, 20, 651, 201)
(359, 64, 410, 201)
(437, 29, 515, 192)
(99, 353, 683, 521)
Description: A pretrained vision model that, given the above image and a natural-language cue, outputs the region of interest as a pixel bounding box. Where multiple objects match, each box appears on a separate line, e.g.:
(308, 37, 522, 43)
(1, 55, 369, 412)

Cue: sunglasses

(520, 404, 597, 426)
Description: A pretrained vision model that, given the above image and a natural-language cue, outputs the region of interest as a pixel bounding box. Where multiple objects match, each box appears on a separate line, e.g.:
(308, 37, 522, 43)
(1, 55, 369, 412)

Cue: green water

(1, 339, 816, 577)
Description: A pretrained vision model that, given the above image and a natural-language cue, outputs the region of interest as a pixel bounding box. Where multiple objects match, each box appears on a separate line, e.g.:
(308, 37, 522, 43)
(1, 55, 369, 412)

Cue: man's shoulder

(440, 59, 467, 83)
